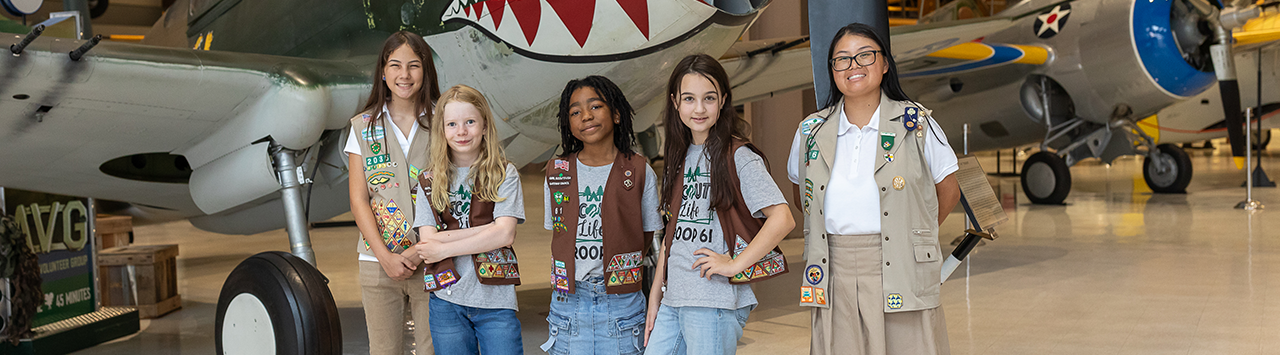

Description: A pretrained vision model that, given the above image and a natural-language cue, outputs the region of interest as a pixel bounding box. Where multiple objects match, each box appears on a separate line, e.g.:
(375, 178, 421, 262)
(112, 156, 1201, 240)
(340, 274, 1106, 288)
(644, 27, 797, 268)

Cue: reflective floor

(75, 142, 1280, 354)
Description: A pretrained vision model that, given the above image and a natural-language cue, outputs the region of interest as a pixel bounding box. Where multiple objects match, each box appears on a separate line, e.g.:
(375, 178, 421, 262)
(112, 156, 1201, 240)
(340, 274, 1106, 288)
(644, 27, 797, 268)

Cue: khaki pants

(360, 261, 433, 355)
(811, 234, 950, 355)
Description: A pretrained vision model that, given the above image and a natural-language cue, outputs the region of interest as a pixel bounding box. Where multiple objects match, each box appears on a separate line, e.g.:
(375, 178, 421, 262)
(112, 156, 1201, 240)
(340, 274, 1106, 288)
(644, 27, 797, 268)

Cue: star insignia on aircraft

(1034, 4, 1071, 39)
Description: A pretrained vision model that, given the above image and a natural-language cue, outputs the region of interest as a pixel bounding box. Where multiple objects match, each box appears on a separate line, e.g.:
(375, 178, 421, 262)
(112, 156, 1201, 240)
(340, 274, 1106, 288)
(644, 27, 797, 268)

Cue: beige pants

(359, 261, 433, 355)
(811, 234, 950, 355)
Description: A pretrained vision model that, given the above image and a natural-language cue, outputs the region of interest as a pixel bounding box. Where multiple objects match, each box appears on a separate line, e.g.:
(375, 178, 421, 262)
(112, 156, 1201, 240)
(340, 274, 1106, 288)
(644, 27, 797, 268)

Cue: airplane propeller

(1191, 0, 1262, 169)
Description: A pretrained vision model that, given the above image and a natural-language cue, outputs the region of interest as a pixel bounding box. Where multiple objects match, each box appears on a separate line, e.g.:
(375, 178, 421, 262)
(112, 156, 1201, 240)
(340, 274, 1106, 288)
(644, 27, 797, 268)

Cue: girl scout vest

(661, 140, 789, 285)
(416, 173, 522, 292)
(352, 112, 431, 258)
(797, 93, 943, 313)
(545, 152, 648, 295)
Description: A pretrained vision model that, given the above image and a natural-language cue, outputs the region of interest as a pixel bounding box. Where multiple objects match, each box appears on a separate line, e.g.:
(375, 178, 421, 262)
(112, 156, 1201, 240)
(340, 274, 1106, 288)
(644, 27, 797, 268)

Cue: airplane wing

(0, 33, 369, 221)
(723, 4, 1062, 104)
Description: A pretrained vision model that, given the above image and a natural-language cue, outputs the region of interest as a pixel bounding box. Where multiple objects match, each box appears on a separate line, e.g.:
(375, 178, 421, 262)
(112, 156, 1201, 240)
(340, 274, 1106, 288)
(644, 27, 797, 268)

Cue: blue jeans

(541, 277, 647, 354)
(642, 304, 753, 355)
(428, 293, 524, 355)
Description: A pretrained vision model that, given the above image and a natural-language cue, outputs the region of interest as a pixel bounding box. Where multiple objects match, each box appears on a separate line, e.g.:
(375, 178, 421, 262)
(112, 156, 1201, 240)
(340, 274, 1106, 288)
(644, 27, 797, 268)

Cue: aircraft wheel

(1143, 143, 1192, 193)
(215, 252, 342, 355)
(1021, 151, 1071, 204)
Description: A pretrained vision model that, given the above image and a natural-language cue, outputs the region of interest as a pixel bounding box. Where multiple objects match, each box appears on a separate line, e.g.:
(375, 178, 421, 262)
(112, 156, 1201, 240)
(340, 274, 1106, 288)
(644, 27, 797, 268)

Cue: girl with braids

(540, 75, 662, 354)
(344, 30, 441, 355)
(413, 85, 525, 355)
(787, 23, 960, 355)
(643, 54, 795, 355)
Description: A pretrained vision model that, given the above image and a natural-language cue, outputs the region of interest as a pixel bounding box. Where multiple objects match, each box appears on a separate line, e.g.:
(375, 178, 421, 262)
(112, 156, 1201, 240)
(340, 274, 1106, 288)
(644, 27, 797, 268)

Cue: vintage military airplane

(1, 0, 1052, 352)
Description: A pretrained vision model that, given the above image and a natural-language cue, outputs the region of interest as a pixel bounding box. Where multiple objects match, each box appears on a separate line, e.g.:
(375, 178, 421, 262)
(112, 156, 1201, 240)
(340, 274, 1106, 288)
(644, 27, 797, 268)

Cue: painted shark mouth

(441, 0, 717, 57)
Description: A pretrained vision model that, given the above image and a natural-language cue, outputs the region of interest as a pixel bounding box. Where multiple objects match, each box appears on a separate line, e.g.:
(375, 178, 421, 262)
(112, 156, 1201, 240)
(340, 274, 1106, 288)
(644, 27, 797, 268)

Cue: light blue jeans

(428, 293, 524, 355)
(541, 277, 647, 354)
(641, 304, 753, 355)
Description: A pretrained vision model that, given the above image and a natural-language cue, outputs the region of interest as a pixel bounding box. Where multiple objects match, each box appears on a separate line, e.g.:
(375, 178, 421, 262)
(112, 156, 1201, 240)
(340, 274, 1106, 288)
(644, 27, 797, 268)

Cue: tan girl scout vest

(797, 93, 943, 312)
(351, 111, 431, 258)
(545, 152, 648, 295)
(661, 140, 789, 285)
(416, 173, 522, 292)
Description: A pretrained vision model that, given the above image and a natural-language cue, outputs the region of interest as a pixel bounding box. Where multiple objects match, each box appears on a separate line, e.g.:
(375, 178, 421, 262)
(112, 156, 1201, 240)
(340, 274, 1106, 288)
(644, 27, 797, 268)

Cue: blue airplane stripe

(901, 44, 1026, 78)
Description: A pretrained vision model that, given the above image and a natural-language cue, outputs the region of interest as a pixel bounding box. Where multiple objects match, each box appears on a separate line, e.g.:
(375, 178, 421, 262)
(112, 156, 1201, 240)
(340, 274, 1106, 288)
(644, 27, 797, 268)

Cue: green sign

(6, 191, 97, 327)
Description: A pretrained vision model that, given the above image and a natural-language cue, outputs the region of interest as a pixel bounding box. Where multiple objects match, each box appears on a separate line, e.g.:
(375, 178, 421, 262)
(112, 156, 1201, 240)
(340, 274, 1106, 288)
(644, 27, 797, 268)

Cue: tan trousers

(359, 261, 433, 355)
(811, 234, 950, 355)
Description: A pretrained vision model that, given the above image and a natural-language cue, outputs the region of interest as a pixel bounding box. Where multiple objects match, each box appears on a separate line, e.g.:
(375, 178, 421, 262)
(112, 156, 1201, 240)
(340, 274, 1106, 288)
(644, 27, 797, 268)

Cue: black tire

(215, 252, 342, 355)
(1021, 151, 1072, 204)
(88, 0, 108, 18)
(1143, 143, 1193, 193)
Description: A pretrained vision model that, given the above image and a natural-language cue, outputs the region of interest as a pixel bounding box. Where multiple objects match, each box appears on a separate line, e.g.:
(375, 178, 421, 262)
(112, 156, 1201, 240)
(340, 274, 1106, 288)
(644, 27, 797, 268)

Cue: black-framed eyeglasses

(830, 50, 881, 71)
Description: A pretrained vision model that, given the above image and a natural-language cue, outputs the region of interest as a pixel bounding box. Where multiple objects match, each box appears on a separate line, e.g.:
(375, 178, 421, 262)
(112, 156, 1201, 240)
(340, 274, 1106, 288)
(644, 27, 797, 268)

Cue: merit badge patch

(423, 274, 437, 290)
(361, 113, 373, 122)
(904, 107, 919, 132)
(553, 191, 567, 205)
(805, 135, 819, 164)
(806, 265, 823, 285)
(438, 270, 458, 288)
(880, 132, 896, 151)
(554, 159, 570, 171)
(887, 293, 904, 309)
(801, 286, 814, 303)
(370, 142, 382, 154)
(815, 287, 827, 305)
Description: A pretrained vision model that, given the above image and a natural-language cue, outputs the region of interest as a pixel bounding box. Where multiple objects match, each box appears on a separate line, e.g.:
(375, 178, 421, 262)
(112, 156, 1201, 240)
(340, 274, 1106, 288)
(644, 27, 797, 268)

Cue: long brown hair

(357, 31, 442, 142)
(660, 54, 751, 213)
(426, 85, 510, 212)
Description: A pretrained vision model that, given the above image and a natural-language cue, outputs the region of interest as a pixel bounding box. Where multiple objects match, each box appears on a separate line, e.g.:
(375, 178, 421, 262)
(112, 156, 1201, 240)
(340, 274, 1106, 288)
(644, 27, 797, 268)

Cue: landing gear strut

(214, 140, 341, 355)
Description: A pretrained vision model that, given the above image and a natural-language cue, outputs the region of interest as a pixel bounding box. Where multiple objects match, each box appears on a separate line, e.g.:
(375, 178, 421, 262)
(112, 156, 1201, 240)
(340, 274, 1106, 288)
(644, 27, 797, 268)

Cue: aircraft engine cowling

(1046, 0, 1217, 124)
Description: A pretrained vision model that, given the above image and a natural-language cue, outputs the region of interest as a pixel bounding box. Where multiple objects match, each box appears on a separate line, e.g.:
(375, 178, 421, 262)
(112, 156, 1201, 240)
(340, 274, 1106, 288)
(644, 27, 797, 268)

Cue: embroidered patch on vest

(800, 117, 825, 135)
(731, 236, 786, 282)
(361, 126, 386, 141)
(549, 173, 571, 187)
(553, 191, 567, 204)
(801, 286, 814, 303)
(880, 132, 896, 151)
(409, 164, 421, 180)
(423, 274, 437, 290)
(887, 293, 904, 309)
(436, 270, 458, 289)
(806, 264, 823, 285)
(814, 287, 827, 305)
(805, 135, 818, 165)
(904, 107, 919, 131)
(361, 113, 373, 122)
(371, 199, 411, 252)
(606, 251, 643, 272)
(367, 171, 394, 185)
(554, 159, 570, 171)
(370, 142, 382, 154)
(554, 276, 570, 291)
(551, 216, 567, 232)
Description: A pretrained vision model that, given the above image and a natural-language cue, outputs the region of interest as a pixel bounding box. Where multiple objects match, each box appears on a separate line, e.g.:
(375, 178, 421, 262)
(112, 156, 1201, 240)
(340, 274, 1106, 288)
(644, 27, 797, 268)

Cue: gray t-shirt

(413, 164, 525, 310)
(543, 159, 663, 281)
(663, 145, 786, 310)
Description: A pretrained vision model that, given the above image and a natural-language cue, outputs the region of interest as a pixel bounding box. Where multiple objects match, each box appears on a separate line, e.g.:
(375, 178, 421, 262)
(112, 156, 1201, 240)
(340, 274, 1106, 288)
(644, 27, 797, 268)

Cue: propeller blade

(1210, 32, 1247, 169)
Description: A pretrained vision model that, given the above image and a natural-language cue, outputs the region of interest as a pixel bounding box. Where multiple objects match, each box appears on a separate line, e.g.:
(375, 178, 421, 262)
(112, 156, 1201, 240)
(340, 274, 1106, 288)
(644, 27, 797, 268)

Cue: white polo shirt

(345, 104, 423, 262)
(787, 104, 959, 235)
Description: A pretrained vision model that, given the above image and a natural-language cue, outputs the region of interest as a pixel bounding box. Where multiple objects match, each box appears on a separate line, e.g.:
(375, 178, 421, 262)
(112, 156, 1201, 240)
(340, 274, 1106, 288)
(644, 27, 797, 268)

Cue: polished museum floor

(74, 143, 1280, 354)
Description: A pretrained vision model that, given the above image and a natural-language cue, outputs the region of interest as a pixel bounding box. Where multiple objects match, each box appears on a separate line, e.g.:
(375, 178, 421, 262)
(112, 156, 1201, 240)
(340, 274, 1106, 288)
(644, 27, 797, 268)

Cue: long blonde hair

(427, 85, 510, 212)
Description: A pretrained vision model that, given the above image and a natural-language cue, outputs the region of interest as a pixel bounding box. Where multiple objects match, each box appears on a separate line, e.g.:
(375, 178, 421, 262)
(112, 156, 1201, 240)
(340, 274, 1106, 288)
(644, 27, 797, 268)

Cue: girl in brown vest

(643, 54, 795, 355)
(344, 31, 440, 355)
(540, 75, 663, 354)
(412, 85, 526, 355)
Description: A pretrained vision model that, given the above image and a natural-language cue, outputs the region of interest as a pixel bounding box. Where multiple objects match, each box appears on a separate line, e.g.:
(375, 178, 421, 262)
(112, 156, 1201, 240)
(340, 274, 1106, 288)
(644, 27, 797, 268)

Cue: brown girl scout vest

(545, 152, 648, 295)
(797, 93, 943, 312)
(351, 111, 431, 258)
(416, 173, 522, 292)
(661, 140, 789, 285)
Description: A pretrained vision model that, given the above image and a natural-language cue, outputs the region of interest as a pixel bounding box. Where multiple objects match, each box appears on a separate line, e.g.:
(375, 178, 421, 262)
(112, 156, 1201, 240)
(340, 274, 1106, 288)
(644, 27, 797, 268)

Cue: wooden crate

(95, 215, 132, 250)
(98, 244, 181, 319)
